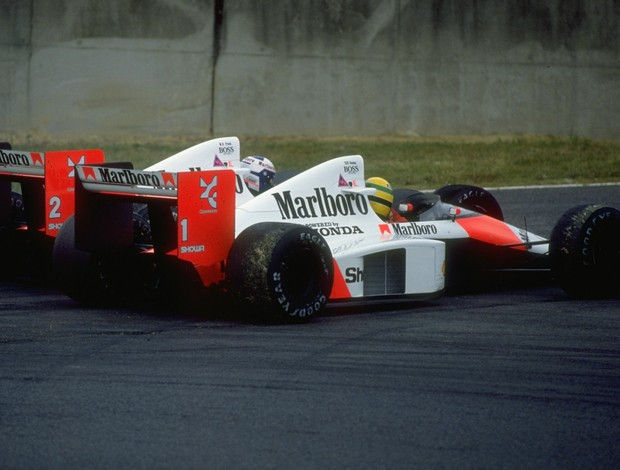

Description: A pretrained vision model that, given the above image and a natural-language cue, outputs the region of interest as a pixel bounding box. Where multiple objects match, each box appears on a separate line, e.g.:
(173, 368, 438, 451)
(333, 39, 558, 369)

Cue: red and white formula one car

(51, 137, 446, 321)
(0, 142, 104, 277)
(0, 139, 234, 278)
(223, 153, 618, 303)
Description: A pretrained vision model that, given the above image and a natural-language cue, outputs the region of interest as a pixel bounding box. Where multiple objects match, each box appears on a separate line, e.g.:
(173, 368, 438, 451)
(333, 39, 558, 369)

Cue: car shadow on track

(0, 268, 584, 326)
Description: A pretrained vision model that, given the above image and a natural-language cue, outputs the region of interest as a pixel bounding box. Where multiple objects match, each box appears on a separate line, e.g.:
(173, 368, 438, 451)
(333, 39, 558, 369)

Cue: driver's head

(241, 156, 276, 195)
(365, 177, 394, 220)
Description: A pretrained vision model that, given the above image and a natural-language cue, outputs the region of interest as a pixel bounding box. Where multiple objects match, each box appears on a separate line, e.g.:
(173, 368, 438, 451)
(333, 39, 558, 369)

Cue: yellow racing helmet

(366, 177, 394, 220)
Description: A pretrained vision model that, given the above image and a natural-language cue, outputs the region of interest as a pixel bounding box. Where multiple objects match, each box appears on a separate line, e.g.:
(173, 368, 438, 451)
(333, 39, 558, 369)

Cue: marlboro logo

(0, 149, 43, 166)
(272, 187, 369, 220)
(82, 166, 177, 188)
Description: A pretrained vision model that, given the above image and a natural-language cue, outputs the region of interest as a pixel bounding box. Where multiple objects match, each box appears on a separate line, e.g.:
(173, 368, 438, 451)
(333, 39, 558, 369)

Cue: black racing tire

(52, 215, 107, 304)
(550, 205, 620, 298)
(434, 184, 504, 220)
(53, 214, 159, 305)
(226, 222, 334, 322)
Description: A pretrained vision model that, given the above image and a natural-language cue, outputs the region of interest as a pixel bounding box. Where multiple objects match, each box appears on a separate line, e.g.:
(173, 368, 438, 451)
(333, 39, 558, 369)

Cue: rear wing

(74, 163, 236, 287)
(0, 147, 104, 236)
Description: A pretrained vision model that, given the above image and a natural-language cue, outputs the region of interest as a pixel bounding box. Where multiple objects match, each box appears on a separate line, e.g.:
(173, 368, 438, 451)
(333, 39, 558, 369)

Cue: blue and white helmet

(241, 156, 276, 195)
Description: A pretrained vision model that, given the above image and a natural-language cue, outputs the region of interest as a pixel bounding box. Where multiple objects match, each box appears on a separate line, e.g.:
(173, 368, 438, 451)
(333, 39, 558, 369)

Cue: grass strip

(7, 134, 619, 190)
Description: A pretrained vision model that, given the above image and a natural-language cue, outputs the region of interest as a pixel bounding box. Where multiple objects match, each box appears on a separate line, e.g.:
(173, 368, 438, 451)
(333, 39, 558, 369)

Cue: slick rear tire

(53, 215, 158, 305)
(550, 205, 620, 298)
(226, 223, 334, 323)
(52, 215, 106, 304)
(435, 184, 504, 220)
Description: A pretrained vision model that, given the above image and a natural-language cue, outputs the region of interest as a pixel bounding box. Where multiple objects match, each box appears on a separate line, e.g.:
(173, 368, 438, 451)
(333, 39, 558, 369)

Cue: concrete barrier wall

(1, 0, 618, 138)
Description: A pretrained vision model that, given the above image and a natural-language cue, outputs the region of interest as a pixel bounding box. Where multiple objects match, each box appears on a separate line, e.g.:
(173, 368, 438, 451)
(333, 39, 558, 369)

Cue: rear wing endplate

(75, 164, 236, 287)
(0, 148, 105, 236)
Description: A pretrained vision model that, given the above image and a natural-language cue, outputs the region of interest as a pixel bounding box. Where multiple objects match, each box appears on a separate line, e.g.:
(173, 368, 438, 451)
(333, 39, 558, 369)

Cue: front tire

(550, 205, 620, 298)
(226, 223, 334, 322)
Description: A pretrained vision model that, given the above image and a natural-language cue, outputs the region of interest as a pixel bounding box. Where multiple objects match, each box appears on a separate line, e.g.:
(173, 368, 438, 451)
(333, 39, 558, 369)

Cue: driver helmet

(365, 177, 394, 220)
(241, 156, 276, 195)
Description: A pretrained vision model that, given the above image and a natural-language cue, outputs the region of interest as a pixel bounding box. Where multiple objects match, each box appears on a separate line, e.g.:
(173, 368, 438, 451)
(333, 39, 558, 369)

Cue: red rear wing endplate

(0, 149, 104, 236)
(44, 150, 105, 236)
(176, 170, 236, 285)
(76, 165, 237, 287)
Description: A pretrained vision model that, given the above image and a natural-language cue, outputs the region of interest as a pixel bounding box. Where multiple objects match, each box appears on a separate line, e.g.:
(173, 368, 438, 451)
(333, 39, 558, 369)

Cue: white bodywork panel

(333, 239, 445, 298)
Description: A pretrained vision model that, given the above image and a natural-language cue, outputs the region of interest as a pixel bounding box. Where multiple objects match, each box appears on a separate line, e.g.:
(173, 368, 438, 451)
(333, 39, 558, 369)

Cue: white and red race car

(50, 136, 446, 321)
(1, 137, 618, 321)
(0, 142, 104, 276)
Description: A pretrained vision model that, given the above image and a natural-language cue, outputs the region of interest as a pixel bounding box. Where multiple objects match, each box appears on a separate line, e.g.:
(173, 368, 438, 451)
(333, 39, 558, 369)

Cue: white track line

(419, 182, 620, 192)
(487, 182, 620, 191)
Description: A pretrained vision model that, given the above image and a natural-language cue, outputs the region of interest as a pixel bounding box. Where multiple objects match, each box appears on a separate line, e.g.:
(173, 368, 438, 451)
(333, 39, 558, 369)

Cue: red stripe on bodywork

(330, 260, 351, 299)
(456, 216, 526, 250)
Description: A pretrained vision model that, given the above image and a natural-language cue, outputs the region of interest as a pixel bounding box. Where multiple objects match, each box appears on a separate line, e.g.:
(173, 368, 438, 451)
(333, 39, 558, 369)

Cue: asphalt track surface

(1, 185, 619, 469)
